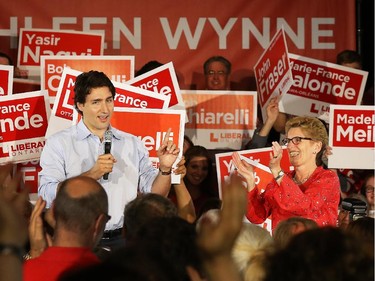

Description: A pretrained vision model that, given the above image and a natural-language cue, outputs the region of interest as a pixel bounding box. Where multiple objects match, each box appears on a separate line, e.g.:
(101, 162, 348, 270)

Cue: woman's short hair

(285, 116, 328, 166)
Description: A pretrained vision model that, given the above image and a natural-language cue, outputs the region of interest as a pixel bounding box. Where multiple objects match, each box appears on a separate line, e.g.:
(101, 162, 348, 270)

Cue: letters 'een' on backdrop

(40, 55, 135, 101)
(0, 90, 51, 164)
(1, 0, 356, 89)
(215, 147, 292, 232)
(280, 54, 368, 122)
(111, 108, 186, 184)
(182, 90, 257, 150)
(328, 105, 375, 169)
(0, 65, 14, 96)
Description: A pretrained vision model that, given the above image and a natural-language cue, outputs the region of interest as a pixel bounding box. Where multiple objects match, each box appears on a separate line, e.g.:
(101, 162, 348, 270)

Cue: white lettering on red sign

(138, 131, 174, 151)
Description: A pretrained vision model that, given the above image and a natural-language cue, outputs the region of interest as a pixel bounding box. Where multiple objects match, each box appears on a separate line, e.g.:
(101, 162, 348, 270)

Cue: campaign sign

(16, 160, 42, 194)
(215, 147, 292, 198)
(182, 90, 257, 150)
(45, 67, 170, 138)
(17, 28, 104, 77)
(111, 108, 186, 184)
(328, 105, 375, 169)
(216, 147, 292, 231)
(254, 28, 293, 120)
(0, 65, 13, 95)
(40, 55, 135, 101)
(128, 62, 185, 110)
(114, 81, 170, 110)
(0, 90, 51, 163)
(280, 54, 368, 122)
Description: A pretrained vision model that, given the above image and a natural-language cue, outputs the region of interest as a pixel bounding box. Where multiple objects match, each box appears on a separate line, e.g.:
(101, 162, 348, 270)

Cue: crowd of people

(0, 51, 374, 281)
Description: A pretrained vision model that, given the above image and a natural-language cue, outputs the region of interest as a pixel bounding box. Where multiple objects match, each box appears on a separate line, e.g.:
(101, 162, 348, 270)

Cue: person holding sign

(233, 116, 340, 231)
(38, 71, 180, 250)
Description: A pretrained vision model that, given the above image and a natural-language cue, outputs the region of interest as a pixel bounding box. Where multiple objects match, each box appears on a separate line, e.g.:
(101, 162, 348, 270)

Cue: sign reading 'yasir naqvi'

(17, 28, 104, 77)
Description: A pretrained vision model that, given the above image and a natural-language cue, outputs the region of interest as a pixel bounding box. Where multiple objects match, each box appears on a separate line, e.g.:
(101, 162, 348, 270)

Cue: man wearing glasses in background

(203, 56, 231, 90)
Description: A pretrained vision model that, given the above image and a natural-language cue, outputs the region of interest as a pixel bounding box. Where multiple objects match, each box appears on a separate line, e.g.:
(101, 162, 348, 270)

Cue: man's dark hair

(123, 193, 178, 241)
(74, 70, 116, 115)
(135, 60, 163, 77)
(264, 227, 374, 281)
(127, 217, 203, 280)
(336, 50, 362, 66)
(203, 56, 231, 74)
(0, 52, 13, 65)
(54, 176, 108, 234)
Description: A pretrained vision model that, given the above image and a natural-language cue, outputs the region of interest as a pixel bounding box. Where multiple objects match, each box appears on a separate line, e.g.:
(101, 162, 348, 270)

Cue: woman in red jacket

(233, 116, 340, 232)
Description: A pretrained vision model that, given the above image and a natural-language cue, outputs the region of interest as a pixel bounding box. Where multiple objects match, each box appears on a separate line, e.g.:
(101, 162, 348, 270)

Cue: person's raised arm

(28, 197, 53, 259)
(273, 112, 288, 134)
(269, 141, 284, 185)
(152, 128, 180, 196)
(258, 97, 280, 138)
(232, 152, 256, 192)
(171, 157, 196, 223)
(0, 164, 28, 281)
(196, 174, 246, 281)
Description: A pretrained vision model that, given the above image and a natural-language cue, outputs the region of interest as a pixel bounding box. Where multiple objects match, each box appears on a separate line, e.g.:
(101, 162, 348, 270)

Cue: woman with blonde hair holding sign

(233, 116, 340, 232)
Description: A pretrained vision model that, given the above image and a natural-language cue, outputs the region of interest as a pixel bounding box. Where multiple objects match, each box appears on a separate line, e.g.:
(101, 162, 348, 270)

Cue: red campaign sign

(0, 66, 13, 95)
(328, 105, 374, 169)
(53, 68, 170, 122)
(111, 109, 185, 159)
(55, 73, 76, 120)
(0, 90, 50, 163)
(128, 62, 184, 109)
(215, 147, 292, 198)
(16, 160, 42, 194)
(332, 108, 375, 148)
(114, 85, 169, 109)
(40, 55, 135, 98)
(111, 108, 185, 184)
(0, 93, 49, 142)
(1, 0, 357, 90)
(17, 28, 103, 67)
(46, 67, 171, 139)
(254, 28, 293, 108)
(288, 54, 367, 105)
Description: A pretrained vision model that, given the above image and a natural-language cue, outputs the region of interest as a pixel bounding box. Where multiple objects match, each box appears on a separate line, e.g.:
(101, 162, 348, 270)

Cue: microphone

(103, 130, 112, 180)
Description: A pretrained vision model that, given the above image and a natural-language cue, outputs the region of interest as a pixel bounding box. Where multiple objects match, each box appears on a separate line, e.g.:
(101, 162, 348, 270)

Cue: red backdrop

(0, 0, 356, 90)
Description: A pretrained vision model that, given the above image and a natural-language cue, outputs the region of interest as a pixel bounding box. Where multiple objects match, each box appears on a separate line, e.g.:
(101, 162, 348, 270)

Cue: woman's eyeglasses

(365, 186, 374, 194)
(282, 136, 313, 145)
